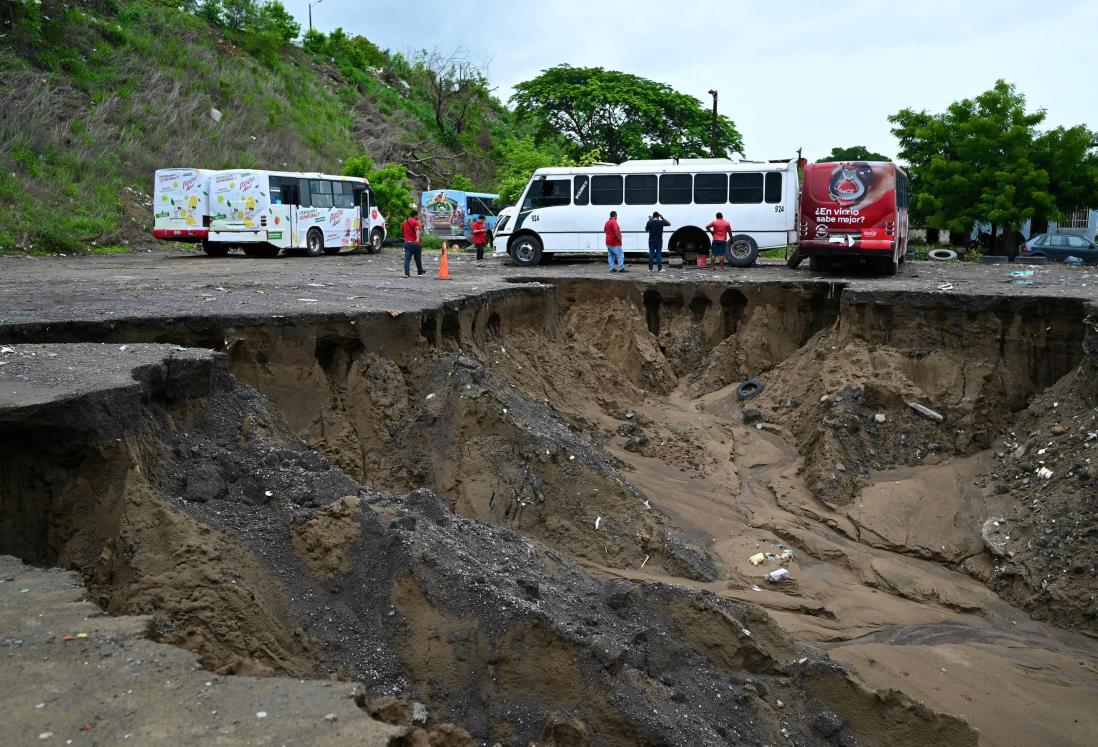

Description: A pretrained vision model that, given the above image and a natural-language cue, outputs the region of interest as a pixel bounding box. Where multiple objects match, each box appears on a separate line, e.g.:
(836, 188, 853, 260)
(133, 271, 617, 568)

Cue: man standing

(402, 210, 424, 277)
(605, 210, 625, 273)
(470, 214, 488, 265)
(644, 211, 671, 272)
(705, 211, 732, 271)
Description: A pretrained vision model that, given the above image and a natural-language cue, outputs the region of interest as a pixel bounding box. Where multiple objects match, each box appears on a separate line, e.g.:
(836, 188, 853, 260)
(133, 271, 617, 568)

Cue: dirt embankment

(1, 341, 978, 746)
(5, 277, 1097, 745)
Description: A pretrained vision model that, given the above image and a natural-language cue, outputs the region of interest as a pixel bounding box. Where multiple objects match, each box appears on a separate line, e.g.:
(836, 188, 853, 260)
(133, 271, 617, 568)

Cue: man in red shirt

(705, 212, 732, 271)
(470, 214, 488, 264)
(604, 210, 625, 272)
(401, 210, 424, 277)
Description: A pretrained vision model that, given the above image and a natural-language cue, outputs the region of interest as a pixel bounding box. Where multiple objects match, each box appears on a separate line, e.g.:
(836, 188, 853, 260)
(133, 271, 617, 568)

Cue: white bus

(493, 158, 799, 266)
(201, 169, 387, 258)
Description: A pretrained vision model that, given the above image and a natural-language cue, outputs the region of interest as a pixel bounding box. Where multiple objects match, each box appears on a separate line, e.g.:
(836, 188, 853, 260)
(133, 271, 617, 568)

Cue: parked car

(1019, 233, 1098, 264)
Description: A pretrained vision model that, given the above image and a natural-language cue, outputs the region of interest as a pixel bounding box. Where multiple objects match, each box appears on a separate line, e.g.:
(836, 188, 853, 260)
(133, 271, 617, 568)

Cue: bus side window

(764, 172, 782, 203)
(695, 173, 729, 204)
(624, 175, 657, 205)
(310, 180, 333, 209)
(281, 179, 301, 206)
(729, 173, 763, 203)
(659, 174, 692, 204)
(269, 176, 283, 205)
(591, 175, 623, 206)
(574, 176, 589, 206)
(524, 178, 571, 209)
(333, 181, 354, 209)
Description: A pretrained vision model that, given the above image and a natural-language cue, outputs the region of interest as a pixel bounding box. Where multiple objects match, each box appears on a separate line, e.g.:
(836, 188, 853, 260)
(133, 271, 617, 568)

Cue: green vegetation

(342, 155, 415, 223)
(817, 146, 891, 163)
(890, 80, 1098, 244)
(511, 65, 743, 162)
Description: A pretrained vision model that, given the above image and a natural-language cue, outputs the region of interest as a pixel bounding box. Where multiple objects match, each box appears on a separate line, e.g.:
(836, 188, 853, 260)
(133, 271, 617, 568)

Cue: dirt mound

(563, 298, 677, 393)
(981, 305, 1098, 633)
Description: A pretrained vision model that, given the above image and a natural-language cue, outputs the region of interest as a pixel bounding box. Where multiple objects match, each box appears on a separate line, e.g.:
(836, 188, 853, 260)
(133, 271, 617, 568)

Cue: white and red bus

(793, 161, 910, 274)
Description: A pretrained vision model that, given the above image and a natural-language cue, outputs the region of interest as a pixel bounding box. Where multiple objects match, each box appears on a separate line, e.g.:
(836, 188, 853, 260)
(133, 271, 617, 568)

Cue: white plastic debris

(256, 711, 268, 719)
(1036, 467, 1053, 480)
(641, 555, 650, 568)
(766, 568, 791, 583)
(874, 413, 886, 424)
(751, 585, 762, 592)
(0, 346, 14, 354)
(264, 490, 273, 497)
(908, 401, 944, 422)
(210, 107, 222, 123)
(594, 516, 602, 530)
(119, 345, 128, 352)
(425, 393, 435, 400)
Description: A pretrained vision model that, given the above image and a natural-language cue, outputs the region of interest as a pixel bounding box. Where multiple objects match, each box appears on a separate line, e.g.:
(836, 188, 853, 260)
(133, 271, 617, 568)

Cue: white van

(202, 169, 387, 257)
(494, 158, 799, 266)
(153, 168, 213, 242)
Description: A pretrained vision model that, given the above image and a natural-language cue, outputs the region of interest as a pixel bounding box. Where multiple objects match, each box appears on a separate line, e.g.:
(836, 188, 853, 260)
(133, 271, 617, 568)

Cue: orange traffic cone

(438, 241, 450, 280)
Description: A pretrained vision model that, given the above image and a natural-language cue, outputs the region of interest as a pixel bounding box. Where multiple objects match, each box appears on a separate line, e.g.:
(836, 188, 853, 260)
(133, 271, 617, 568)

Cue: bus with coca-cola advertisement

(791, 161, 910, 275)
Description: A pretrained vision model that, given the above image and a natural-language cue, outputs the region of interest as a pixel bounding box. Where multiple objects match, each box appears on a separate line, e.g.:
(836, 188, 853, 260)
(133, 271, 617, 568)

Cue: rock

(517, 577, 540, 599)
(184, 464, 226, 503)
(323, 713, 337, 722)
(834, 462, 846, 472)
(591, 635, 625, 670)
(624, 435, 649, 452)
(908, 401, 944, 422)
(367, 695, 411, 726)
(742, 408, 763, 424)
(210, 106, 222, 123)
(1050, 425, 1067, 435)
(981, 517, 1011, 558)
(426, 724, 476, 746)
(542, 713, 589, 746)
(810, 710, 843, 738)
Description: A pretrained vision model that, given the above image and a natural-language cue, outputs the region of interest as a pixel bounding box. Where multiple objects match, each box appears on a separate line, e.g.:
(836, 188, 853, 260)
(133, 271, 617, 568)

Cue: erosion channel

(3, 277, 1097, 746)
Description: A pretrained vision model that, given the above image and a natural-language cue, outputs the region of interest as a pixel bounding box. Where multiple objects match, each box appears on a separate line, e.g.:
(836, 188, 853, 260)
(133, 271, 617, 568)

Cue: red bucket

(696, 254, 707, 268)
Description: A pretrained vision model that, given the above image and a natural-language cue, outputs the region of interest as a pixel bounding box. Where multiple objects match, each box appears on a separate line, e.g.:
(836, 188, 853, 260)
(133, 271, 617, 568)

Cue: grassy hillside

(0, 0, 512, 252)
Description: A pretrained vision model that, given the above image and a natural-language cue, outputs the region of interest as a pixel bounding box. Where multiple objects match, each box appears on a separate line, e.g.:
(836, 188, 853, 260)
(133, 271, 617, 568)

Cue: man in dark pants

(470, 214, 488, 265)
(402, 210, 424, 277)
(645, 211, 671, 272)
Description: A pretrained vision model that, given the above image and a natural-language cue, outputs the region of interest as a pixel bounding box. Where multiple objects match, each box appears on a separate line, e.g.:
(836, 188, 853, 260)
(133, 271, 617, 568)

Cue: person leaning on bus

(401, 210, 425, 277)
(706, 212, 732, 271)
(470, 214, 488, 265)
(645, 211, 671, 272)
(605, 211, 626, 273)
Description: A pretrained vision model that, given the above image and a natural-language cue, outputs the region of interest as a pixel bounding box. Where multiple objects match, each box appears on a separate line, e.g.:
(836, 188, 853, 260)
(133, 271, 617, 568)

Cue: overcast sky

(281, 0, 1097, 162)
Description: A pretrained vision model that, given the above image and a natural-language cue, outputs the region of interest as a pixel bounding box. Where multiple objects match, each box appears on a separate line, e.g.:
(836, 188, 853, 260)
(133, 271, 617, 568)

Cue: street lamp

(308, 0, 324, 32)
(707, 89, 718, 157)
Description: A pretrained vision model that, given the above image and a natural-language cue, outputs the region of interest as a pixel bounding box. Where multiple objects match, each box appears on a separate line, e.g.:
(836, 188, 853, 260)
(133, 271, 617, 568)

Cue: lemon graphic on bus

(245, 196, 256, 209)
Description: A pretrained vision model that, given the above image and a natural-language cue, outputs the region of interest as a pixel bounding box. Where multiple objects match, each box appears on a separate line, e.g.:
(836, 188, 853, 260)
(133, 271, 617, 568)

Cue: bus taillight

(885, 220, 896, 236)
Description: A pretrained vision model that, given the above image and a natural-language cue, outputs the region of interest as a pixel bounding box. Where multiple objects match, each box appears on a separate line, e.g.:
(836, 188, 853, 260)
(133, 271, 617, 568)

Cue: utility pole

(707, 89, 718, 157)
(309, 0, 324, 32)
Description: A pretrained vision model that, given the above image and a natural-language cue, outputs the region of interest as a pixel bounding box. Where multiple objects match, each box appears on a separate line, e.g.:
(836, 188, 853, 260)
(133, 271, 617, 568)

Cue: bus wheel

(368, 229, 384, 254)
(809, 256, 829, 272)
(202, 240, 229, 258)
(306, 228, 324, 257)
(785, 245, 804, 269)
(510, 235, 542, 267)
(727, 235, 759, 267)
(878, 256, 898, 276)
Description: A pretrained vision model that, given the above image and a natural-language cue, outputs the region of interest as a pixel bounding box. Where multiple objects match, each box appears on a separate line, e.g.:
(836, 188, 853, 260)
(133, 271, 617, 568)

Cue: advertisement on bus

(797, 161, 909, 272)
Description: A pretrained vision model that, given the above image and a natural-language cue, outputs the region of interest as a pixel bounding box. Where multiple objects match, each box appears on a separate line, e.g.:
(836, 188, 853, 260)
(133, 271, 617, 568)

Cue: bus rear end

(797, 161, 908, 273)
(152, 168, 211, 242)
(208, 170, 270, 242)
(420, 190, 467, 242)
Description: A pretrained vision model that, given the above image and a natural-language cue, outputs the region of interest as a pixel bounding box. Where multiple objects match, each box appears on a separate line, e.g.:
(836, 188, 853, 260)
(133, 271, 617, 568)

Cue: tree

(817, 146, 890, 163)
(511, 65, 743, 163)
(410, 49, 492, 146)
(1033, 125, 1098, 224)
(493, 137, 564, 206)
(343, 155, 415, 222)
(889, 80, 1056, 249)
(449, 174, 474, 191)
(220, 0, 259, 33)
(255, 0, 299, 44)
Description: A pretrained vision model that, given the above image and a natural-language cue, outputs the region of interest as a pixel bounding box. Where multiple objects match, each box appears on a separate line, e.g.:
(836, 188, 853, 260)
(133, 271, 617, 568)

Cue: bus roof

(210, 168, 370, 185)
(529, 158, 797, 177)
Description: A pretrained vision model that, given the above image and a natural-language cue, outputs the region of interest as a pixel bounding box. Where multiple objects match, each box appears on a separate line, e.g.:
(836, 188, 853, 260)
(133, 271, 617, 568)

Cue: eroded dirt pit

(3, 274, 1097, 746)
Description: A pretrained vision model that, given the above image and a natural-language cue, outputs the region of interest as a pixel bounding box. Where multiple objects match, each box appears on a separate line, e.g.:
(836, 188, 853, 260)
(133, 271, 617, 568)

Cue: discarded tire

(977, 255, 1008, 264)
(927, 249, 957, 261)
(736, 379, 764, 401)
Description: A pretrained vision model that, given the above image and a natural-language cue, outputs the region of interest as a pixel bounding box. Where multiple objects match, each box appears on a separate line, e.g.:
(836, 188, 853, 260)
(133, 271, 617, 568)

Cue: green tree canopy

(817, 146, 890, 163)
(511, 65, 743, 163)
(889, 80, 1059, 238)
(343, 155, 415, 222)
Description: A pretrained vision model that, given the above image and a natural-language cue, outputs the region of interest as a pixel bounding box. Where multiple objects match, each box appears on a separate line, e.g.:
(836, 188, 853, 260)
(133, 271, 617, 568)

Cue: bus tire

(786, 245, 804, 269)
(368, 228, 384, 254)
(727, 235, 759, 267)
(879, 256, 898, 276)
(510, 234, 543, 267)
(809, 256, 828, 272)
(202, 241, 229, 258)
(306, 228, 324, 257)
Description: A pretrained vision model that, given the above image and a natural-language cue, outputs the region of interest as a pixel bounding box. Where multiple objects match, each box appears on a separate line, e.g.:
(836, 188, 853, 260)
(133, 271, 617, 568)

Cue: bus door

(354, 186, 371, 246)
(268, 176, 299, 249)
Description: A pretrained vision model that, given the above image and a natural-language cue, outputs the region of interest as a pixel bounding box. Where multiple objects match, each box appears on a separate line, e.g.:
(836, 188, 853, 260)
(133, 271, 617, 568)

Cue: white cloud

(281, 0, 1098, 161)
